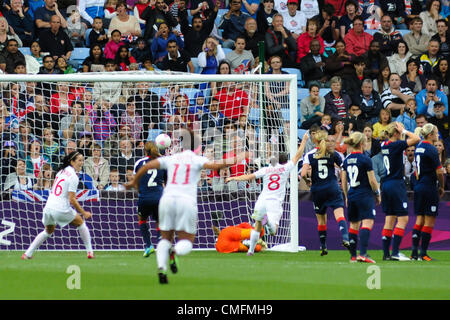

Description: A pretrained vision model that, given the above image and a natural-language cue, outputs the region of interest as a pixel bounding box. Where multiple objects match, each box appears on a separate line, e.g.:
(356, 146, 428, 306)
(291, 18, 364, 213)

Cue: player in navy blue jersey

(301, 130, 351, 257)
(341, 132, 381, 263)
(411, 124, 445, 261)
(133, 142, 167, 257)
(379, 122, 420, 261)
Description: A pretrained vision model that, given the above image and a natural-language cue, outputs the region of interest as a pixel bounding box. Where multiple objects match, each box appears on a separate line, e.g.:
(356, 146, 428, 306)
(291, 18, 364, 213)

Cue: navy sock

(382, 229, 393, 257)
(411, 225, 422, 255)
(139, 222, 152, 248)
(420, 227, 433, 257)
(359, 227, 371, 256)
(318, 225, 327, 249)
(349, 228, 358, 257)
(391, 228, 405, 256)
(337, 218, 349, 242)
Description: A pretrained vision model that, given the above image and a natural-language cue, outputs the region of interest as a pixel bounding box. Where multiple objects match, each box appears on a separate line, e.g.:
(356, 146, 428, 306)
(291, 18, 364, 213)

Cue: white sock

(174, 239, 193, 256)
(156, 239, 172, 272)
(77, 223, 93, 253)
(25, 230, 52, 257)
(249, 230, 260, 253)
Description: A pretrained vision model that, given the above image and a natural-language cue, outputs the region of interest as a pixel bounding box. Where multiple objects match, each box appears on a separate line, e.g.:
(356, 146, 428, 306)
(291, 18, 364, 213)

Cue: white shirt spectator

(281, 10, 307, 35)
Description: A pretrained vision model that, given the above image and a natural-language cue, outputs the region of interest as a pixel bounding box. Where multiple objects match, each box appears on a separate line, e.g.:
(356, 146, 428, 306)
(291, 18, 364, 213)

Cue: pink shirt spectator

(104, 40, 125, 60)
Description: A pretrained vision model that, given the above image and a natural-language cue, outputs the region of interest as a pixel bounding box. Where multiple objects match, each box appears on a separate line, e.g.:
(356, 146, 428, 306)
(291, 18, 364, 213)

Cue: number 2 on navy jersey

(147, 169, 157, 187)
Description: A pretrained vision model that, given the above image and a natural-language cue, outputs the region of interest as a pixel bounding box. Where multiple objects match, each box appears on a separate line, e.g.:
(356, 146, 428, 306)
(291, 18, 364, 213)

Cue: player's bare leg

(157, 230, 174, 284)
(71, 214, 94, 259)
(248, 220, 263, 256)
(22, 225, 55, 259)
(411, 215, 424, 260)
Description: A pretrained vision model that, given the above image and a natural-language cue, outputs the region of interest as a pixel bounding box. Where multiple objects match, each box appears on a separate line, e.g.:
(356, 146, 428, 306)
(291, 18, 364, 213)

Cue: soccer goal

(0, 71, 299, 252)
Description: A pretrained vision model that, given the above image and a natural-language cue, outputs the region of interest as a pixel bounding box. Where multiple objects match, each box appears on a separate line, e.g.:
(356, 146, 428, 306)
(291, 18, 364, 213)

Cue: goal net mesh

(0, 71, 296, 251)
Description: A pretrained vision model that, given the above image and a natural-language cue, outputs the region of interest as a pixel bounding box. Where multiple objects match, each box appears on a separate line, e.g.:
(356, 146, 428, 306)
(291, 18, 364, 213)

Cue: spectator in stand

(56, 56, 76, 74)
(133, 0, 149, 27)
(344, 15, 373, 57)
(151, 23, 184, 67)
(432, 19, 450, 58)
(362, 123, 381, 157)
(92, 59, 123, 104)
(110, 138, 136, 182)
(27, 0, 45, 21)
(300, 0, 321, 20)
(179, 1, 219, 58)
(114, 44, 137, 71)
(265, 13, 297, 67)
(429, 101, 450, 149)
(104, 29, 125, 60)
(342, 55, 368, 98)
(66, 8, 87, 48)
(214, 81, 249, 120)
(420, 39, 442, 78)
(78, 0, 105, 27)
(351, 78, 384, 124)
(160, 39, 194, 73)
(372, 108, 392, 139)
(379, 1, 407, 30)
(211, 60, 232, 96)
(14, 120, 36, 160)
(281, 0, 306, 40)
(107, 1, 142, 40)
(404, 17, 431, 58)
(176, 95, 196, 130)
(240, 17, 264, 58)
(105, 168, 125, 190)
(41, 127, 60, 169)
(83, 143, 110, 190)
(400, 58, 426, 94)
(256, 0, 278, 36)
(299, 39, 328, 88)
(0, 38, 25, 74)
(26, 93, 51, 138)
(416, 77, 449, 117)
(82, 44, 107, 73)
(1, 140, 18, 188)
(88, 100, 118, 143)
(296, 18, 324, 62)
(26, 41, 45, 74)
(103, 124, 134, 159)
(141, 0, 178, 44)
(130, 37, 150, 64)
(362, 40, 388, 80)
(373, 64, 391, 93)
(325, 39, 355, 80)
(49, 81, 72, 117)
(3, 159, 34, 191)
(25, 138, 46, 179)
(313, 3, 339, 47)
(380, 72, 415, 118)
(198, 37, 226, 75)
(324, 76, 352, 121)
(395, 98, 418, 132)
(420, 0, 444, 36)
(219, 0, 251, 49)
(120, 97, 144, 142)
(265, 55, 290, 105)
(34, 0, 68, 37)
(299, 83, 325, 129)
(4, 0, 33, 47)
(38, 15, 73, 62)
(338, 0, 358, 40)
(89, 16, 108, 48)
(387, 40, 413, 76)
(434, 137, 448, 170)
(133, 81, 161, 132)
(201, 97, 225, 138)
(415, 113, 428, 128)
(373, 15, 403, 57)
(60, 100, 92, 146)
(226, 36, 255, 74)
(433, 58, 450, 95)
(343, 103, 365, 133)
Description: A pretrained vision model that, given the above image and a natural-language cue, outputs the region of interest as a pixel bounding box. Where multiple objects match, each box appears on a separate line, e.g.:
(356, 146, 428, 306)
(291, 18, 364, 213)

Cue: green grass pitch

(1, 250, 450, 300)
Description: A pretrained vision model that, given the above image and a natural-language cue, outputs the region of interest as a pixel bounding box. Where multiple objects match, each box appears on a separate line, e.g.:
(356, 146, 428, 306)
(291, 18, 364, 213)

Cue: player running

(22, 151, 94, 259)
(129, 129, 248, 284)
(224, 134, 309, 255)
(411, 124, 445, 261)
(379, 122, 420, 261)
(133, 141, 167, 257)
(300, 130, 351, 256)
(341, 132, 381, 263)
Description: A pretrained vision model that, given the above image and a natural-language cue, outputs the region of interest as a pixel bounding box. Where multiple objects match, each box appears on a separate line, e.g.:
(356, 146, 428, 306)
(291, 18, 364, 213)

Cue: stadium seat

(70, 47, 90, 63)
(18, 47, 31, 55)
(146, 129, 162, 142)
(282, 68, 305, 88)
(191, 57, 202, 73)
(222, 47, 232, 56)
(85, 28, 92, 47)
(181, 87, 201, 104)
(298, 129, 308, 140)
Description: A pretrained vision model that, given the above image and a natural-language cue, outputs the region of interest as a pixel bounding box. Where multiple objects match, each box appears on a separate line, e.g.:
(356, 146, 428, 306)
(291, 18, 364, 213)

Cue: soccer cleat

(391, 253, 411, 261)
(158, 269, 168, 284)
(87, 252, 95, 259)
(419, 255, 434, 261)
(247, 251, 254, 256)
(357, 255, 376, 263)
(342, 240, 352, 254)
(143, 245, 155, 257)
(169, 249, 178, 274)
(320, 247, 328, 256)
(21, 253, 32, 260)
(410, 253, 419, 261)
(350, 256, 357, 263)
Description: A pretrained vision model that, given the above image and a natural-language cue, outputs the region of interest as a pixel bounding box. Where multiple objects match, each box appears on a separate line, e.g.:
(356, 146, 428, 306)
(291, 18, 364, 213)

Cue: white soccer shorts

(252, 198, 283, 228)
(42, 207, 77, 227)
(158, 195, 198, 234)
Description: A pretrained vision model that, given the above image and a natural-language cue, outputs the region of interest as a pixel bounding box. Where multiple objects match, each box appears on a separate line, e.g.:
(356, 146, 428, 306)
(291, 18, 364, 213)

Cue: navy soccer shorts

(381, 179, 408, 216)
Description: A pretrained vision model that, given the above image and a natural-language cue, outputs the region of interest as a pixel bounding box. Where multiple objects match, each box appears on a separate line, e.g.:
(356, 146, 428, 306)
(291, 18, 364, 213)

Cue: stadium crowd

(0, 0, 450, 194)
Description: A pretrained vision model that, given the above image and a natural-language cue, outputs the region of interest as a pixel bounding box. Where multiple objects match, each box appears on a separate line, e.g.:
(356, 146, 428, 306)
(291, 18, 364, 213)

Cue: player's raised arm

(203, 152, 251, 171)
(126, 158, 161, 190)
(68, 191, 91, 219)
(292, 132, 309, 165)
(225, 173, 256, 183)
(395, 122, 420, 146)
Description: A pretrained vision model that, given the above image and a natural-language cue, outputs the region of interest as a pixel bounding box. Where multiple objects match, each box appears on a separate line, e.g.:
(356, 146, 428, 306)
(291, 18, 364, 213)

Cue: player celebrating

(411, 124, 445, 261)
(22, 151, 94, 259)
(379, 122, 420, 261)
(341, 132, 381, 263)
(224, 134, 309, 256)
(300, 130, 351, 256)
(133, 141, 167, 257)
(215, 222, 267, 253)
(129, 129, 248, 284)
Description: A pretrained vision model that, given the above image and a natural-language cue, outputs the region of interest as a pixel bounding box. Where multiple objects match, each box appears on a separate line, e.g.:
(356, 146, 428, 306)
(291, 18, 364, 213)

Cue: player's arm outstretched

(292, 132, 309, 164)
(69, 192, 92, 219)
(203, 152, 250, 171)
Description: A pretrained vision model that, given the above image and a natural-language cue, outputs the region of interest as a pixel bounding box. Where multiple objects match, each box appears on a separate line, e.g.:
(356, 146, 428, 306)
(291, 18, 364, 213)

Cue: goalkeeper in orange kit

(215, 222, 267, 253)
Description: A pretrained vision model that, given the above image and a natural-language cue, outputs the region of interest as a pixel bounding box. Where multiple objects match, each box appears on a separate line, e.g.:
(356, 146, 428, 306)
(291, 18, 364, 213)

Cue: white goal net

(0, 71, 298, 252)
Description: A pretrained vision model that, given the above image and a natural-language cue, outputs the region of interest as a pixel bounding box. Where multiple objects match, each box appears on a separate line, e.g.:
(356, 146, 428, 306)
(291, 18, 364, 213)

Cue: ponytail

(145, 141, 161, 159)
(344, 131, 366, 149)
(314, 130, 329, 159)
(420, 123, 437, 139)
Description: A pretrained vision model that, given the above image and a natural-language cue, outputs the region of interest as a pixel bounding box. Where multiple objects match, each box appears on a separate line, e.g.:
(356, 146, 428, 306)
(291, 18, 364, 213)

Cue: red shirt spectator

(223, 136, 249, 177)
(214, 83, 249, 120)
(344, 16, 373, 56)
(296, 19, 325, 62)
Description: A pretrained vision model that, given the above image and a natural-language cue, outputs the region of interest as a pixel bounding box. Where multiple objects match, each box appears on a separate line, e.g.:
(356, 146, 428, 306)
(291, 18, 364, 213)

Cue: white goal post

(0, 72, 300, 253)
